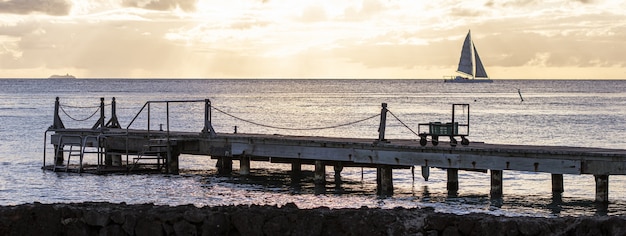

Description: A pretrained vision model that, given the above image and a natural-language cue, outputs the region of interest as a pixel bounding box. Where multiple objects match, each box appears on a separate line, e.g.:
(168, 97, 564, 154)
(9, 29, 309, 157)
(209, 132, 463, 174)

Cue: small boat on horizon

(48, 73, 76, 79)
(444, 30, 493, 83)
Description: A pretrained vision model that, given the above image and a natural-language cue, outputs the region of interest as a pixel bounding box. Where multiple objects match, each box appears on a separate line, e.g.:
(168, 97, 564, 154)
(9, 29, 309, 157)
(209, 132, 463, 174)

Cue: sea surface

(1, 79, 625, 217)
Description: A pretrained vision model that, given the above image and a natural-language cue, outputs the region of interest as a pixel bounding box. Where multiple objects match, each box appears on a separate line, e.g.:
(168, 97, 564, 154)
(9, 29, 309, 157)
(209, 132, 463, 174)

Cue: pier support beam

(314, 161, 325, 184)
(216, 156, 232, 175)
(166, 151, 180, 175)
(490, 170, 503, 199)
(105, 153, 122, 166)
(377, 166, 393, 196)
(239, 156, 250, 176)
(594, 175, 609, 203)
(291, 160, 301, 181)
(54, 145, 64, 166)
(551, 174, 564, 193)
(447, 168, 459, 196)
(291, 160, 302, 190)
(334, 162, 343, 191)
(314, 161, 326, 194)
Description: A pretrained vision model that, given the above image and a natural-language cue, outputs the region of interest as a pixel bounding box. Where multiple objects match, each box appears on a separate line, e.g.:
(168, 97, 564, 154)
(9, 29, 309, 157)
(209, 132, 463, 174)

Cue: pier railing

(125, 99, 216, 137)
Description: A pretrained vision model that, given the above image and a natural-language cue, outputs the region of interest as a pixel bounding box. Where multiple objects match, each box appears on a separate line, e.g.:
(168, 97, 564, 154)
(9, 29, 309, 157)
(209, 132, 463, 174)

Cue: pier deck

(44, 97, 626, 203)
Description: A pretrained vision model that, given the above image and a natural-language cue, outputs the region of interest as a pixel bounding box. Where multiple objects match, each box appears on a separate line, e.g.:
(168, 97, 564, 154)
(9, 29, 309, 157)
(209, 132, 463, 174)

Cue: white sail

(456, 32, 473, 76)
(473, 45, 488, 78)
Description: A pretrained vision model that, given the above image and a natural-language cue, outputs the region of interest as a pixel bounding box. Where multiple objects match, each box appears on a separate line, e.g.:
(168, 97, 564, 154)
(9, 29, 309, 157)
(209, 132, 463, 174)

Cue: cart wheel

(461, 137, 470, 146)
(450, 137, 457, 146)
(431, 136, 439, 146)
(419, 137, 427, 146)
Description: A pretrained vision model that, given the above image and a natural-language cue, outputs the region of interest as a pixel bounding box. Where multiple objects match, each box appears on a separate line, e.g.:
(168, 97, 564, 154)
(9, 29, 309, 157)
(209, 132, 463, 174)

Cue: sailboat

(444, 30, 492, 83)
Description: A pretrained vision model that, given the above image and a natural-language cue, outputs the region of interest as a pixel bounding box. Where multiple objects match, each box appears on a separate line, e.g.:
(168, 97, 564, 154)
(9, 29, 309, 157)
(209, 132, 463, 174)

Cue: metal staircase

(130, 139, 170, 172)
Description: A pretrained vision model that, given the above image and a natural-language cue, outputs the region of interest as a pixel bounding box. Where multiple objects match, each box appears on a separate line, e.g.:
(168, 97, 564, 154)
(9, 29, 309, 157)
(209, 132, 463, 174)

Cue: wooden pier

(44, 98, 626, 203)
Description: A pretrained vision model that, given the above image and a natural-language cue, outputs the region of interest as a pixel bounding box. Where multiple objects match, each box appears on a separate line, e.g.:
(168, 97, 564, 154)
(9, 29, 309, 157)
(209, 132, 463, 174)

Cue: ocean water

(1, 79, 625, 217)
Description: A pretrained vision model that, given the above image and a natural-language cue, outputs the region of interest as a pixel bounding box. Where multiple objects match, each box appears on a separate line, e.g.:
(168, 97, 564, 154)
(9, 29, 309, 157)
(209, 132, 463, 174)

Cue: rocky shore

(0, 202, 624, 236)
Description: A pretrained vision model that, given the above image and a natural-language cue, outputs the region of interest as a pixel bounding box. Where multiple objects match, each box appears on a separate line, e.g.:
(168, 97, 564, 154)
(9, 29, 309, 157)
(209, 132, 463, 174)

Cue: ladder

(130, 139, 170, 172)
(53, 135, 104, 173)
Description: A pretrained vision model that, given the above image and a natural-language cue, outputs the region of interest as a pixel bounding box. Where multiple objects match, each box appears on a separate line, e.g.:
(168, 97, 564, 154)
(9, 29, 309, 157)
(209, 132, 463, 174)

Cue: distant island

(48, 73, 76, 79)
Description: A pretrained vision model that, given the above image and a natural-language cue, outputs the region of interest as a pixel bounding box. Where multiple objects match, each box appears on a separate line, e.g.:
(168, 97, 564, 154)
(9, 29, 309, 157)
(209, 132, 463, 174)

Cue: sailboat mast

(469, 31, 475, 80)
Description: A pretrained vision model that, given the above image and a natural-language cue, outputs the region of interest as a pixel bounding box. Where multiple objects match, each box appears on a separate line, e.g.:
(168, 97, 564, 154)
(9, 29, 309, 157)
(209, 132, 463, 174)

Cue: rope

(387, 110, 420, 138)
(212, 106, 380, 131)
(60, 103, 111, 109)
(59, 105, 100, 121)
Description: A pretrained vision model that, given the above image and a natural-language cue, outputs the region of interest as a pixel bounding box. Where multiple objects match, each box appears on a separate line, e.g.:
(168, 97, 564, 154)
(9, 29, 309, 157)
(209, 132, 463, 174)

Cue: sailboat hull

(444, 78, 493, 83)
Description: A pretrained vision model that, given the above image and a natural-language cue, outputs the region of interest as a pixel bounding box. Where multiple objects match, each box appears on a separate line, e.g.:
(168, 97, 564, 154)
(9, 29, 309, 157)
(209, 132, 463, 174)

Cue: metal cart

(418, 104, 470, 146)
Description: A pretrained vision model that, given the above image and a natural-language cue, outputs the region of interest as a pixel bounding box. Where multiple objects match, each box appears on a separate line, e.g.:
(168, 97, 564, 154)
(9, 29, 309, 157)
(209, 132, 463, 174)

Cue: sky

(0, 0, 625, 79)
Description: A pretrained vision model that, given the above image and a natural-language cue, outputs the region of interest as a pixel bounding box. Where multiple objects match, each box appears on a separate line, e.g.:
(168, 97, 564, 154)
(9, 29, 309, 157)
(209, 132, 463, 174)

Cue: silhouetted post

(490, 169, 503, 199)
(51, 97, 65, 130)
(202, 99, 216, 137)
(91, 97, 105, 130)
(377, 166, 393, 196)
(552, 174, 564, 193)
(447, 168, 459, 196)
(334, 162, 343, 191)
(314, 160, 326, 194)
(240, 155, 250, 176)
(595, 175, 609, 203)
(377, 103, 388, 143)
(105, 97, 121, 128)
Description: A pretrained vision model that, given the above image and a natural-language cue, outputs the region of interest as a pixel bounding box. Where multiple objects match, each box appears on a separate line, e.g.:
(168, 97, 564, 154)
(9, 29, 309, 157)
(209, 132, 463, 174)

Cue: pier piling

(447, 168, 459, 196)
(552, 174, 564, 193)
(240, 156, 251, 176)
(490, 170, 503, 199)
(377, 166, 393, 196)
(217, 156, 232, 175)
(314, 161, 326, 185)
(595, 175, 609, 203)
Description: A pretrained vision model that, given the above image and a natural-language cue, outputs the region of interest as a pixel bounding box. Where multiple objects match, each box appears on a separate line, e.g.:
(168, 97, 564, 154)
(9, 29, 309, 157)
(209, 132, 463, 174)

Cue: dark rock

(100, 224, 126, 236)
(83, 210, 110, 227)
(0, 202, 625, 236)
(135, 216, 163, 236)
(183, 209, 205, 223)
(230, 207, 265, 236)
(174, 220, 197, 236)
(201, 212, 230, 236)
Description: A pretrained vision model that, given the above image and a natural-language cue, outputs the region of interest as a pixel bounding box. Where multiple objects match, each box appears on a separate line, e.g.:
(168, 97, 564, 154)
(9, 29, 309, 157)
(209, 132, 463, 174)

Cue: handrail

(124, 99, 215, 174)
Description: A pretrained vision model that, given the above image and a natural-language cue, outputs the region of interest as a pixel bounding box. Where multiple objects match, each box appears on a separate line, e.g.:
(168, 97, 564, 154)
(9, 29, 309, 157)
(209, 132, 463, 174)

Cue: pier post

(54, 145, 64, 165)
(291, 160, 302, 185)
(51, 97, 65, 129)
(421, 166, 430, 181)
(334, 162, 343, 191)
(551, 174, 564, 193)
(377, 103, 388, 143)
(91, 97, 105, 130)
(216, 156, 232, 175)
(594, 175, 609, 203)
(447, 168, 459, 196)
(314, 161, 326, 194)
(314, 161, 326, 185)
(166, 150, 180, 174)
(240, 156, 250, 176)
(105, 97, 121, 128)
(377, 166, 393, 196)
(490, 169, 503, 199)
(202, 99, 216, 137)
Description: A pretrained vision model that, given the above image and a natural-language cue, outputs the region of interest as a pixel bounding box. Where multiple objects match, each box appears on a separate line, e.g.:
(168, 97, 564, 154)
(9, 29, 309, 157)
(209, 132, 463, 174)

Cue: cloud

(122, 0, 197, 12)
(0, 0, 71, 16)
